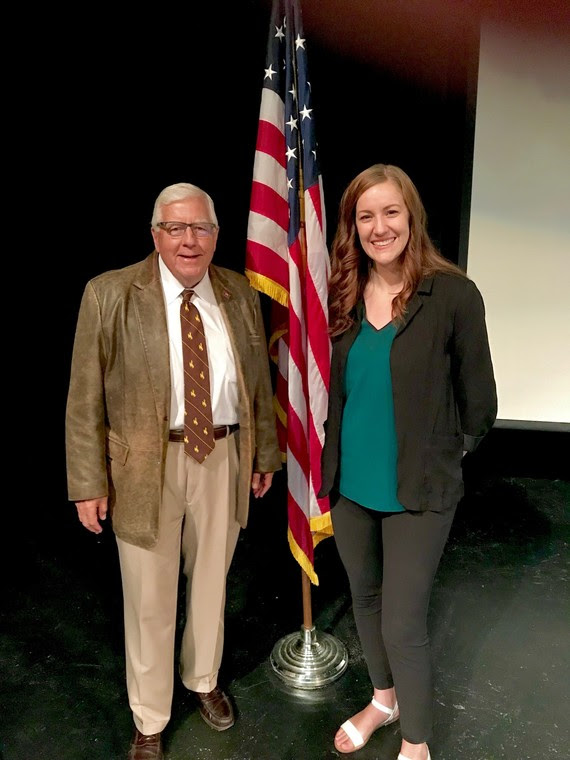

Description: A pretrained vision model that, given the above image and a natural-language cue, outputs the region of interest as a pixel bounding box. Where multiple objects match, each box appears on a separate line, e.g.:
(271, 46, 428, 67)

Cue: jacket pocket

(423, 434, 463, 506)
(106, 435, 129, 466)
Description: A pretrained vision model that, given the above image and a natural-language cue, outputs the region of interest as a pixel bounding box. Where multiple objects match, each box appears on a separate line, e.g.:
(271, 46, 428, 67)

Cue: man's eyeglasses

(157, 221, 218, 238)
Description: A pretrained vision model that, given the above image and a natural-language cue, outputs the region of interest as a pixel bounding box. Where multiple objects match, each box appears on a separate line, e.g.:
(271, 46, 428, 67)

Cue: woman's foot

(334, 689, 399, 754)
(398, 740, 431, 760)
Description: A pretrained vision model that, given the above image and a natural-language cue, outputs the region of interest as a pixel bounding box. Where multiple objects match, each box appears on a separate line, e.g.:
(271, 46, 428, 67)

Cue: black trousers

(332, 494, 457, 744)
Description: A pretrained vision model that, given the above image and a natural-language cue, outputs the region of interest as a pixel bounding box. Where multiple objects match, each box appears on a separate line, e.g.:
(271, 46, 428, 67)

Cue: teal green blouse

(339, 318, 404, 512)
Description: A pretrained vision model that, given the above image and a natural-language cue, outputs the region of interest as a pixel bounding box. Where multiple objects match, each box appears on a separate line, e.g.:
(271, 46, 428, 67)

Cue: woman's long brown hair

(328, 164, 464, 337)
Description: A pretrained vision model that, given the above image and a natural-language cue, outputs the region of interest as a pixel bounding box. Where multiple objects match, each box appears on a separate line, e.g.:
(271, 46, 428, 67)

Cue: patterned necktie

(181, 289, 215, 463)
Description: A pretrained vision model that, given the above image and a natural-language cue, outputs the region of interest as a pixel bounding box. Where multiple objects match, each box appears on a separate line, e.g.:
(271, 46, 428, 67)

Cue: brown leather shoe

(193, 686, 235, 731)
(127, 728, 164, 760)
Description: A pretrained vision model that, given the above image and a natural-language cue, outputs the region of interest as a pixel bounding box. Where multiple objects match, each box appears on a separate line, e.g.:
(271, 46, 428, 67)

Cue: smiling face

(151, 196, 218, 288)
(355, 180, 410, 274)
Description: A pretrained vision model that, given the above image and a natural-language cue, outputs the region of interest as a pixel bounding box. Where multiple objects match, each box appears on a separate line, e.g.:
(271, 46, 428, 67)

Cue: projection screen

(467, 19, 570, 430)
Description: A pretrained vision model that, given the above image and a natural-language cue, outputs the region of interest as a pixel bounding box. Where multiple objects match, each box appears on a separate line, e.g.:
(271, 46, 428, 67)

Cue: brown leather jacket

(66, 252, 281, 548)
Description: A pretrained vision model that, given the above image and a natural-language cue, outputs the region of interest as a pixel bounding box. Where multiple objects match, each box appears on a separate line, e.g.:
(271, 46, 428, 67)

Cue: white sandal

(335, 698, 399, 753)
(398, 748, 431, 760)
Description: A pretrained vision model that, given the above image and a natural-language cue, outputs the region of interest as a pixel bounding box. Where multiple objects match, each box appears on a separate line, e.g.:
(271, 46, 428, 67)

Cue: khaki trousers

(116, 435, 240, 735)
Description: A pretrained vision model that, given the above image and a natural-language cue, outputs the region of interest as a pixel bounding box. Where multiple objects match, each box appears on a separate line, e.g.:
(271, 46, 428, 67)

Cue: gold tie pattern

(181, 289, 215, 463)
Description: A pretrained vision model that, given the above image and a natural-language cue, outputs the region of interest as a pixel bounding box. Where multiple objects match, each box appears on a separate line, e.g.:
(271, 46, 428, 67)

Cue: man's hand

(75, 497, 108, 534)
(251, 472, 274, 499)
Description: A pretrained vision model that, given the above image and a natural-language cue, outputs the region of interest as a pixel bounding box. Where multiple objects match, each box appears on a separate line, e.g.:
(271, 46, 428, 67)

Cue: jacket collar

(396, 276, 433, 335)
(133, 251, 161, 290)
(209, 265, 236, 304)
(350, 275, 434, 336)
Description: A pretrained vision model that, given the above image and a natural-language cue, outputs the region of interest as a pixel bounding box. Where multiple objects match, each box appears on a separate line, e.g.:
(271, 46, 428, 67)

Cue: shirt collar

(158, 256, 215, 305)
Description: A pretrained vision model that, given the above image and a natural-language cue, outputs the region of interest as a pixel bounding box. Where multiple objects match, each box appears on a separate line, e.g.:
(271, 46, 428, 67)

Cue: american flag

(246, 0, 332, 585)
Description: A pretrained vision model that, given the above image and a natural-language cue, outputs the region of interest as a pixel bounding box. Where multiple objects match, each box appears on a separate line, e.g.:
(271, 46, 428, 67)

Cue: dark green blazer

(319, 273, 497, 512)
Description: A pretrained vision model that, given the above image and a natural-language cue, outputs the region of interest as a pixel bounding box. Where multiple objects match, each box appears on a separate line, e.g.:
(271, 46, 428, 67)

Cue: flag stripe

(251, 150, 289, 200)
(245, 240, 289, 291)
(256, 119, 287, 168)
(249, 181, 289, 232)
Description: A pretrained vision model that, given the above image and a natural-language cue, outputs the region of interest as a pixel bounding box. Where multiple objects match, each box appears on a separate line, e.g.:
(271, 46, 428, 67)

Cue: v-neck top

(339, 318, 404, 512)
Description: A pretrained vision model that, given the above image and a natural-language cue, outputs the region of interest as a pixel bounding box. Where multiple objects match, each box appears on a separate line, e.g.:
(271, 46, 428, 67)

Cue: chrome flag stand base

(270, 625, 348, 689)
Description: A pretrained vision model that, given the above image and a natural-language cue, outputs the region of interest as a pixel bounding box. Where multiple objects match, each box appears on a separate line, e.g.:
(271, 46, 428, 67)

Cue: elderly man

(66, 182, 281, 760)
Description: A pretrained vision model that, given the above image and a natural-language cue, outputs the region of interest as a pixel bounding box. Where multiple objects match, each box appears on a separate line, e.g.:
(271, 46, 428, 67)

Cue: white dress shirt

(158, 257, 239, 429)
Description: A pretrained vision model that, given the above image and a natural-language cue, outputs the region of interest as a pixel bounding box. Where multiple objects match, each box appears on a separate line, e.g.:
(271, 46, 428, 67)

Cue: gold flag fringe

(245, 270, 289, 307)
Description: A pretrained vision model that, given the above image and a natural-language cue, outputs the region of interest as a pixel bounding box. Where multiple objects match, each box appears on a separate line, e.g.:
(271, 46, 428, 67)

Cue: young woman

(319, 164, 497, 759)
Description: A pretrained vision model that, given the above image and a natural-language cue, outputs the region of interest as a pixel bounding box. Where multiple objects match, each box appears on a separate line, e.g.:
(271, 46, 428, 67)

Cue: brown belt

(169, 424, 239, 443)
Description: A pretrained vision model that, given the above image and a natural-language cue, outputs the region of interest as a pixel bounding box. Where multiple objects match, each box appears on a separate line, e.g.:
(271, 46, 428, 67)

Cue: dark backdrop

(44, 0, 565, 539)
